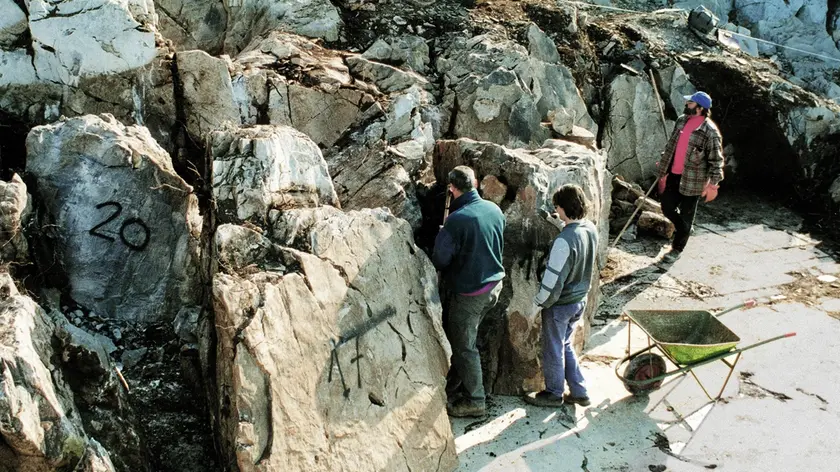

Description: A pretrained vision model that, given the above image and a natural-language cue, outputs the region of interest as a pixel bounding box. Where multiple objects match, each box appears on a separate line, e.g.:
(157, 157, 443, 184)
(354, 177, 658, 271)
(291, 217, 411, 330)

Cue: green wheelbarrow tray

(624, 309, 740, 365)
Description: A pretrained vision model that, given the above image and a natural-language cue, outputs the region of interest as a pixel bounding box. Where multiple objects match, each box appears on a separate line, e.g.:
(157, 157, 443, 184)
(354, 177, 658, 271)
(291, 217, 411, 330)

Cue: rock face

(212, 207, 456, 472)
(176, 50, 241, 141)
(325, 138, 425, 230)
(437, 26, 597, 149)
(227, 32, 380, 148)
(210, 124, 339, 225)
(602, 73, 673, 185)
(26, 114, 202, 324)
(434, 138, 610, 395)
(16, 0, 157, 85)
(0, 272, 117, 472)
(155, 0, 342, 54)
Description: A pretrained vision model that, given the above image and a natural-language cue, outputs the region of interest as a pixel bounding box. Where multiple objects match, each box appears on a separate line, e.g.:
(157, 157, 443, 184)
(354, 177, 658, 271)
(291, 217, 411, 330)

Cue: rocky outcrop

(599, 9, 840, 212)
(26, 114, 202, 324)
(602, 73, 673, 185)
(0, 272, 118, 472)
(228, 32, 380, 148)
(437, 25, 597, 149)
(210, 124, 339, 225)
(434, 137, 610, 395)
(155, 0, 342, 54)
(211, 207, 456, 472)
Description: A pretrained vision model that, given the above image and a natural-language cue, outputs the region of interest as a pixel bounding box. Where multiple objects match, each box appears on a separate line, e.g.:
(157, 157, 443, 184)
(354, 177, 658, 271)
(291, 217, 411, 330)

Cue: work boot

(523, 390, 565, 408)
(447, 399, 486, 418)
(563, 393, 591, 407)
(661, 248, 682, 264)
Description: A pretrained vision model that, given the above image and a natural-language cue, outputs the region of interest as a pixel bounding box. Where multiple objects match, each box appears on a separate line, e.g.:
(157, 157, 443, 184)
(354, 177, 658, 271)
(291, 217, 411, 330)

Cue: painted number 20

(89, 202, 151, 251)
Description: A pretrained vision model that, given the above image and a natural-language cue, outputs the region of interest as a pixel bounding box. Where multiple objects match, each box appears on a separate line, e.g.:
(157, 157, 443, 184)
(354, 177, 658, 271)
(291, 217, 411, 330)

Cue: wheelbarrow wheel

(623, 353, 667, 395)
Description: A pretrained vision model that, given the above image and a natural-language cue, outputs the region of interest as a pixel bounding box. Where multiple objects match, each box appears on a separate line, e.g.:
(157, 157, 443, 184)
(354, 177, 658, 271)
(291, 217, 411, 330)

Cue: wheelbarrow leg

(716, 352, 741, 400)
(689, 369, 714, 402)
(626, 317, 631, 355)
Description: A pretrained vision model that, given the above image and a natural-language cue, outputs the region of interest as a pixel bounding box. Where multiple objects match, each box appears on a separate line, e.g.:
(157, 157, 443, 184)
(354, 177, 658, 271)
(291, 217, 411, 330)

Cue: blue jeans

(541, 302, 588, 398)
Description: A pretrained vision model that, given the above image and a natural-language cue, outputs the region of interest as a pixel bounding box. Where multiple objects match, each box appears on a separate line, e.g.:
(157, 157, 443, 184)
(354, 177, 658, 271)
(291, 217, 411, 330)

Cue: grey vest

(545, 220, 598, 307)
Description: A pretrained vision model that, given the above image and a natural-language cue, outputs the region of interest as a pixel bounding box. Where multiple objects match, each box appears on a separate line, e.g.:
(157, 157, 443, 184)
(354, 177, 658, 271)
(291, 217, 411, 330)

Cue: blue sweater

(432, 190, 506, 293)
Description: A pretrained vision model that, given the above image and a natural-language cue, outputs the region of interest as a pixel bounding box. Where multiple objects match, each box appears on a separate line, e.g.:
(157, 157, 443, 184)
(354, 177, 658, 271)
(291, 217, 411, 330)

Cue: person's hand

(657, 176, 667, 195)
(701, 183, 719, 202)
(538, 209, 565, 230)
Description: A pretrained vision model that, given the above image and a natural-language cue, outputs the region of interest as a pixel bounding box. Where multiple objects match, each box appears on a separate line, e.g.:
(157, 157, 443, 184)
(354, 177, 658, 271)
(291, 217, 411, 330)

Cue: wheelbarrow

(615, 300, 796, 401)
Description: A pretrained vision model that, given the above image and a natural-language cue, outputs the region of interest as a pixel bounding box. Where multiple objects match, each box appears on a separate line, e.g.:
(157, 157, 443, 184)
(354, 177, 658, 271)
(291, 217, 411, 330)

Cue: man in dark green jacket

(432, 166, 505, 418)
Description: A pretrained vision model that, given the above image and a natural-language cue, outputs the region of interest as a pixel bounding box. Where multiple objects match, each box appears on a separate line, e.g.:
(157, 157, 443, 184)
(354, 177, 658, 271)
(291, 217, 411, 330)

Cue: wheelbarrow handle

(715, 299, 757, 318)
(733, 332, 796, 354)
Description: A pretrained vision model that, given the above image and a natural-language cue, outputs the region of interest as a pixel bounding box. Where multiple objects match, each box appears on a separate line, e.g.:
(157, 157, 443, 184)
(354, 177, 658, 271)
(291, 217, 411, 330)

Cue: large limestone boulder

(210, 124, 339, 225)
(734, 0, 826, 27)
(437, 27, 596, 149)
(0, 174, 31, 265)
(362, 35, 431, 73)
(602, 73, 673, 185)
(434, 138, 610, 395)
(155, 0, 342, 54)
(211, 207, 456, 472)
(26, 114, 202, 324)
(0, 272, 118, 472)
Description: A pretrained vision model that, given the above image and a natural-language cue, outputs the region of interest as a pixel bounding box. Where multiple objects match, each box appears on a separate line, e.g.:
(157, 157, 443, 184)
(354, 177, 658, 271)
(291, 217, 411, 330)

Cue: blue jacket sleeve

(432, 227, 458, 271)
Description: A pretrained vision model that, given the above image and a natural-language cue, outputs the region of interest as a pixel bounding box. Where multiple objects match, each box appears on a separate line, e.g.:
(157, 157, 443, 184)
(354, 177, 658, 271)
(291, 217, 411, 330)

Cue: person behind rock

(656, 91, 725, 263)
(432, 165, 505, 418)
(525, 184, 597, 408)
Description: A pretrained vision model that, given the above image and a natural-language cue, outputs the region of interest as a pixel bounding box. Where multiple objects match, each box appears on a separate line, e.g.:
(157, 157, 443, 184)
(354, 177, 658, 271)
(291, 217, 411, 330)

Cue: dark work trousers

(661, 173, 700, 252)
(443, 282, 503, 405)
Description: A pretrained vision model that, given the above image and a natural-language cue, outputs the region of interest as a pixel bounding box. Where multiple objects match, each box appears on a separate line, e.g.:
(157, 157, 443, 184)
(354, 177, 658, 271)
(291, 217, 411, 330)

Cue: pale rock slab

(210, 124, 339, 225)
(211, 207, 456, 471)
(0, 272, 118, 472)
(26, 114, 202, 324)
(602, 73, 674, 185)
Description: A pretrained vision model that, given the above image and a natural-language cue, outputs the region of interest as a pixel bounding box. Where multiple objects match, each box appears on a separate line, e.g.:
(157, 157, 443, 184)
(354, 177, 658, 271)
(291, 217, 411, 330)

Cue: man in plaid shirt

(656, 91, 724, 262)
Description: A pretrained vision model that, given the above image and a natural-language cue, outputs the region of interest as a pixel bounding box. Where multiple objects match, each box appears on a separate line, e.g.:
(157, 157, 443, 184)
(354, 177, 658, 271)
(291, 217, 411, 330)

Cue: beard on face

(684, 105, 702, 116)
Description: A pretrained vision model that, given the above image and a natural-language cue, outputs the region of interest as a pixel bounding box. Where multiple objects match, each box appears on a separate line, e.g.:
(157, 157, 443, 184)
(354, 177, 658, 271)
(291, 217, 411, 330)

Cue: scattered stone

(818, 275, 838, 284)
(638, 211, 675, 239)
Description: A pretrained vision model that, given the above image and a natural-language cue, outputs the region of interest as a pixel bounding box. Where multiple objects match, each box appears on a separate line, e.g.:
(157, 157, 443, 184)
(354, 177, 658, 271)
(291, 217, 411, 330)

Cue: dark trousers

(443, 282, 502, 405)
(661, 173, 699, 251)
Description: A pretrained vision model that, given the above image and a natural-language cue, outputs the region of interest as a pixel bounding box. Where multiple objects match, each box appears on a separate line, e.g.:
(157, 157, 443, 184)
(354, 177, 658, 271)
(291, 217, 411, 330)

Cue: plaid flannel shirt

(657, 115, 725, 196)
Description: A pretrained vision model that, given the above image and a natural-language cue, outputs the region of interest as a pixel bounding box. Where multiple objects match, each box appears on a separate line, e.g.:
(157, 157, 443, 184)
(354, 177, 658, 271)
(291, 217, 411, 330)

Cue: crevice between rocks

(829, 1, 840, 38)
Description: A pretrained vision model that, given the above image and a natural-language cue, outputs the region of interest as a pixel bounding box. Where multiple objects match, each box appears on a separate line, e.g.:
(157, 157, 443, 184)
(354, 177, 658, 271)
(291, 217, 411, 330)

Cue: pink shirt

(671, 115, 705, 175)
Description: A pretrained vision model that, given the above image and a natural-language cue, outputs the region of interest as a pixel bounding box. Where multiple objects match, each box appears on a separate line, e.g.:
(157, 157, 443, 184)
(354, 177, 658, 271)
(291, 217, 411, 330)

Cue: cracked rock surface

(212, 207, 455, 472)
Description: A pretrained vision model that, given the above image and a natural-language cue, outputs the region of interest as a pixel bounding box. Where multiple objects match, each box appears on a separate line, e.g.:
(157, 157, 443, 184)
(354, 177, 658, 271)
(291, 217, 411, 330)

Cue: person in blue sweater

(525, 184, 598, 408)
(432, 166, 506, 418)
